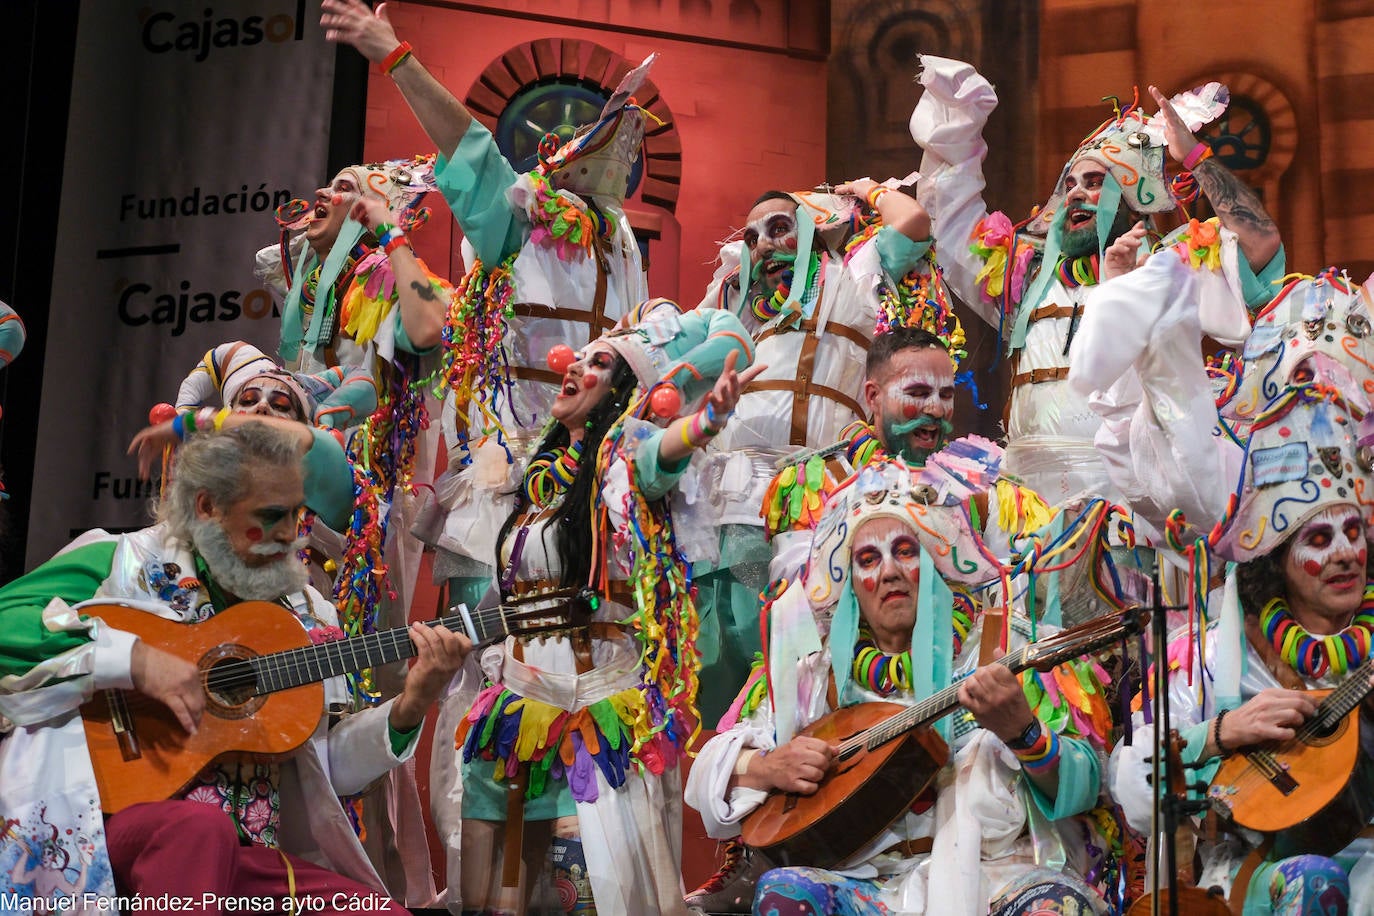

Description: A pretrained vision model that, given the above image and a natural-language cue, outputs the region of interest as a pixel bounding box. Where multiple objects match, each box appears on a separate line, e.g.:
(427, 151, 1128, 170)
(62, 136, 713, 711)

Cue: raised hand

(349, 194, 401, 233)
(127, 420, 180, 481)
(1101, 221, 1148, 282)
(707, 349, 768, 422)
(320, 0, 400, 63)
(1149, 85, 1203, 167)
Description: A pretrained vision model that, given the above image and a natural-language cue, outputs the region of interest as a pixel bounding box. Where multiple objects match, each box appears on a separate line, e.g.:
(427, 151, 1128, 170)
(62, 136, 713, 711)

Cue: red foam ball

(546, 344, 576, 375)
(149, 403, 177, 425)
(649, 385, 681, 418)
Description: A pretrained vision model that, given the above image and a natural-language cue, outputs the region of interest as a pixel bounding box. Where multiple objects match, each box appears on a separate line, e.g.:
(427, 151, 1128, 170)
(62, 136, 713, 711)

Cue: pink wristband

(1183, 142, 1214, 170)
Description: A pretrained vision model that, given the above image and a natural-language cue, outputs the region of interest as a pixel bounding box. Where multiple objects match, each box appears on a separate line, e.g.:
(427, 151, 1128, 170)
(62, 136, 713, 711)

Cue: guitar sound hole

(1304, 713, 1346, 746)
(201, 648, 266, 719)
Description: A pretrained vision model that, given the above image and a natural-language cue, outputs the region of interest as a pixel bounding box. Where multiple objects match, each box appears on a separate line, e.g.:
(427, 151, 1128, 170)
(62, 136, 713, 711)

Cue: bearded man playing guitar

(0, 423, 468, 913)
(685, 458, 1114, 915)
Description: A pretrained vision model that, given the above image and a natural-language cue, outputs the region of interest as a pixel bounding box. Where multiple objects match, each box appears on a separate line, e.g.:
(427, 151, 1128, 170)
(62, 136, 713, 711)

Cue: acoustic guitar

(1208, 658, 1374, 858)
(739, 608, 1144, 868)
(80, 595, 587, 814)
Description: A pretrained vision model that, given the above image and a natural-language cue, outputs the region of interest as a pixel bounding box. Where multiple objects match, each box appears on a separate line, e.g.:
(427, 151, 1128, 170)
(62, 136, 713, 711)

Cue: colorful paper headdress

(1216, 385, 1373, 563)
(176, 341, 378, 430)
(1029, 83, 1229, 236)
(537, 55, 654, 203)
(803, 453, 1003, 610)
(275, 154, 438, 234)
(1228, 269, 1374, 425)
(599, 297, 754, 405)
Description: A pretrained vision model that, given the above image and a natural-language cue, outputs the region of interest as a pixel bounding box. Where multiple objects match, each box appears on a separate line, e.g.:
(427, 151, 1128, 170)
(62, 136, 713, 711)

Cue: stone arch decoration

(463, 39, 682, 215)
(1186, 69, 1297, 205)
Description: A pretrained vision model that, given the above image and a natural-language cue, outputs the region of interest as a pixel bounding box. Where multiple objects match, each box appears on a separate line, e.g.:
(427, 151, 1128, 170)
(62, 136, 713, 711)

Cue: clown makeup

(306, 171, 362, 253)
(1282, 505, 1369, 628)
(234, 378, 303, 421)
(742, 199, 799, 296)
(852, 522, 921, 595)
(865, 347, 956, 465)
(551, 343, 618, 433)
(851, 516, 923, 652)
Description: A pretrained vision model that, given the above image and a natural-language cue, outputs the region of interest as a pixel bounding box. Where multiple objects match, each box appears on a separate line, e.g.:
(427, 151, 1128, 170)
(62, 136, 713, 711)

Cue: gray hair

(156, 422, 302, 541)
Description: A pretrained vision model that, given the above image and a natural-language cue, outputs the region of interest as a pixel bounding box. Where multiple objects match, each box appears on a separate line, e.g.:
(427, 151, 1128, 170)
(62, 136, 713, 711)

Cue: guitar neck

(249, 611, 473, 694)
(858, 646, 1031, 749)
(1312, 654, 1374, 725)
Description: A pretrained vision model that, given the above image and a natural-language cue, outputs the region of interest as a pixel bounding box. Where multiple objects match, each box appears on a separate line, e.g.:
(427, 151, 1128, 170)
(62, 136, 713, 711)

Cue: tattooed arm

(350, 196, 445, 349)
(1149, 85, 1281, 271)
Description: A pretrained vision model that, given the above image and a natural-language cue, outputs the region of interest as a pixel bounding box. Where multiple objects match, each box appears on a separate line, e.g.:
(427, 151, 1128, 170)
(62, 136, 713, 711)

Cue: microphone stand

(1142, 570, 1215, 916)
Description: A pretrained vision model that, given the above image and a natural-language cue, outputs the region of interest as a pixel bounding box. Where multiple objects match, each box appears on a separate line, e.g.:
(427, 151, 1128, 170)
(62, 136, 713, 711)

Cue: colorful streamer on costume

(433, 254, 520, 460)
(332, 353, 429, 703)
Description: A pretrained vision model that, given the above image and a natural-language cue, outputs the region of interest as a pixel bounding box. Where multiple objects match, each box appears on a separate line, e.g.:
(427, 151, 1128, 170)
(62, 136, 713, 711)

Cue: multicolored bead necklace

(851, 601, 974, 696)
(1259, 583, 1374, 678)
(750, 251, 818, 323)
(1054, 253, 1100, 289)
(522, 439, 584, 508)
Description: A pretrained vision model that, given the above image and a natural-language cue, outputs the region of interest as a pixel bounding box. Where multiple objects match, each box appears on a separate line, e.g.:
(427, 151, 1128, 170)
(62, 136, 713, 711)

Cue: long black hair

(495, 356, 640, 592)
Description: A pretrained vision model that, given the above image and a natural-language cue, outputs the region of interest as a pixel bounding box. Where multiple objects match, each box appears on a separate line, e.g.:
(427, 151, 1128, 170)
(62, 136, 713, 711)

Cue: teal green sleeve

(875, 225, 933, 278)
(1023, 733, 1101, 819)
(1239, 243, 1286, 308)
(0, 541, 116, 678)
(658, 307, 755, 405)
(635, 429, 690, 502)
(1178, 718, 1223, 791)
(304, 427, 355, 531)
(388, 720, 421, 756)
(434, 121, 528, 267)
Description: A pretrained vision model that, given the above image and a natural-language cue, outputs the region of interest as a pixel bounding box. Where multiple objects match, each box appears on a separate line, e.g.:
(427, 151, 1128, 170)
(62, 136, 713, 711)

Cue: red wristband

(383, 235, 410, 256)
(381, 41, 413, 75)
(1183, 141, 1214, 170)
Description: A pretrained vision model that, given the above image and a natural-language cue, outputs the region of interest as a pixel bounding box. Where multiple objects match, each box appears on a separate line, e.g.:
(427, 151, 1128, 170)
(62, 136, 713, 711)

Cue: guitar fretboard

(203, 604, 522, 698)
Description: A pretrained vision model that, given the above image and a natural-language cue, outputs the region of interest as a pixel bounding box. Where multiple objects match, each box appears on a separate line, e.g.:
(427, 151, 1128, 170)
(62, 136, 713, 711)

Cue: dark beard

(1057, 203, 1140, 259)
(190, 519, 309, 602)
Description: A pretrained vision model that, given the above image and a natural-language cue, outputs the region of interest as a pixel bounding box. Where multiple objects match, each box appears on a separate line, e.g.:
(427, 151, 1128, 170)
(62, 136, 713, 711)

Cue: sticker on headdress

(1242, 321, 1283, 359)
(1251, 442, 1309, 488)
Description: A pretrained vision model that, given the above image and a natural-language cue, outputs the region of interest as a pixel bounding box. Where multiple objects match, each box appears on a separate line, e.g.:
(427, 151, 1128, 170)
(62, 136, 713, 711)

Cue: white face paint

(234, 377, 303, 421)
(851, 519, 922, 596)
(741, 210, 799, 258)
(1282, 504, 1368, 625)
(851, 516, 923, 651)
(1289, 506, 1366, 578)
(550, 343, 618, 430)
(866, 347, 956, 458)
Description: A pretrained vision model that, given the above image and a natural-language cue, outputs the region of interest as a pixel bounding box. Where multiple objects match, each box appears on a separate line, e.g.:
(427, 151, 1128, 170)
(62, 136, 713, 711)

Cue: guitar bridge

(1245, 749, 1298, 795)
(105, 689, 142, 762)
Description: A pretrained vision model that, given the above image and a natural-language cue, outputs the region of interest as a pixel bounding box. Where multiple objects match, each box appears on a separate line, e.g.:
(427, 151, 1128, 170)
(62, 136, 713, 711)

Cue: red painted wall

(361, 3, 828, 308)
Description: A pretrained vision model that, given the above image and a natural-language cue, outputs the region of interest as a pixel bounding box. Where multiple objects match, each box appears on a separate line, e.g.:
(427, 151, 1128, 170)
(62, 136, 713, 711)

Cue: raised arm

(1149, 85, 1281, 273)
(349, 194, 445, 350)
(321, 0, 472, 156)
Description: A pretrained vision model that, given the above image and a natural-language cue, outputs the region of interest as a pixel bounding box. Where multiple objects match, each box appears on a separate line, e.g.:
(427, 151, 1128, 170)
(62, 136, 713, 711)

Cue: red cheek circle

(859, 575, 878, 593)
(1360, 549, 1368, 565)
(581, 374, 599, 391)
(1303, 559, 1322, 577)
(246, 528, 264, 543)
(784, 237, 798, 251)
(902, 403, 919, 420)
(330, 193, 344, 207)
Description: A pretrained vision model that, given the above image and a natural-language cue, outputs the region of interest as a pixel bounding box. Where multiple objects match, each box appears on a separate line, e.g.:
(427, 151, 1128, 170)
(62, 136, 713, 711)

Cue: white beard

(190, 520, 309, 602)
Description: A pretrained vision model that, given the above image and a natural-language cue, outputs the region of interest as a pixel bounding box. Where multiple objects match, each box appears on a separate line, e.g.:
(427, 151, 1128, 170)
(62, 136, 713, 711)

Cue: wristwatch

(1005, 718, 1043, 750)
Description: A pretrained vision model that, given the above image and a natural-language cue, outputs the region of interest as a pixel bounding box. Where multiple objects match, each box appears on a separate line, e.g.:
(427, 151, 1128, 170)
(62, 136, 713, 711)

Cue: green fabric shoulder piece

(0, 539, 117, 678)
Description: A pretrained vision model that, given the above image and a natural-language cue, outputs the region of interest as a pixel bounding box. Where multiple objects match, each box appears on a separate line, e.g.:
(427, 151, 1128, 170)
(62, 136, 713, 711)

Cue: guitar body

(1210, 690, 1374, 857)
(740, 702, 949, 869)
(79, 602, 324, 814)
